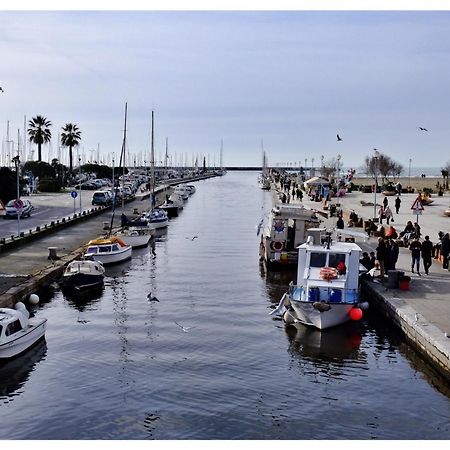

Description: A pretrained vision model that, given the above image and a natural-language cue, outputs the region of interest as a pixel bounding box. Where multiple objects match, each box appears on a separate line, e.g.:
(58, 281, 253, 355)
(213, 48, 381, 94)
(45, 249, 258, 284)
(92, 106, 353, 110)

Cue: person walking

(384, 205, 393, 225)
(336, 216, 344, 230)
(390, 239, 399, 270)
(395, 196, 401, 214)
(409, 237, 422, 275)
(376, 237, 387, 278)
(441, 233, 450, 269)
(421, 235, 433, 275)
(383, 196, 388, 209)
(378, 206, 385, 224)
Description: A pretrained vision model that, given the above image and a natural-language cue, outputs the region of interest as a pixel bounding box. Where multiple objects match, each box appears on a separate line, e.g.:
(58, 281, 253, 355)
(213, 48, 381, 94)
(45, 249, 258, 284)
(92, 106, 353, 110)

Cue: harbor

(0, 171, 449, 439)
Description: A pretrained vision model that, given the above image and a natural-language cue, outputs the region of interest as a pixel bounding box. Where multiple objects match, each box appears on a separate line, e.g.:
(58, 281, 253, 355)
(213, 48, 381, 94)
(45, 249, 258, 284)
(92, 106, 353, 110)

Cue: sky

(1, 6, 450, 170)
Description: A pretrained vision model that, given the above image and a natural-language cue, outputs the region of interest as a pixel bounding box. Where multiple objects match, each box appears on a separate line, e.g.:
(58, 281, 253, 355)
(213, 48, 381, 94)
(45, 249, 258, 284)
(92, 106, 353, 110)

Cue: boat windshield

(86, 247, 98, 254)
(112, 244, 120, 251)
(328, 253, 346, 268)
(309, 252, 327, 267)
(99, 246, 112, 253)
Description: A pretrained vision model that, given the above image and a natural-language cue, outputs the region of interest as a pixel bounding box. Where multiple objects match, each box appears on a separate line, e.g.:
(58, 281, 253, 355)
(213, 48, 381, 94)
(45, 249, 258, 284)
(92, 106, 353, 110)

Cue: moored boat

(142, 207, 169, 229)
(160, 195, 179, 218)
(0, 303, 47, 359)
(115, 214, 154, 247)
(259, 204, 321, 269)
(85, 236, 132, 265)
(270, 228, 368, 330)
(60, 258, 105, 292)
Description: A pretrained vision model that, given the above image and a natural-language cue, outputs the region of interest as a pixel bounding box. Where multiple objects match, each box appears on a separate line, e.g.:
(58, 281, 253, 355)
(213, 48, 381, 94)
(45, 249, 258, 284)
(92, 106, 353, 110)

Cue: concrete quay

(273, 182, 450, 381)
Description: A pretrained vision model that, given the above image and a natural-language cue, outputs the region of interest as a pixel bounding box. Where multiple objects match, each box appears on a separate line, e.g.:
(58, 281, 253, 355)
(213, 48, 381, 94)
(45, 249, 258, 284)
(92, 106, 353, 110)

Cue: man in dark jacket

(409, 238, 422, 275)
(442, 233, 450, 269)
(376, 237, 387, 277)
(421, 235, 433, 275)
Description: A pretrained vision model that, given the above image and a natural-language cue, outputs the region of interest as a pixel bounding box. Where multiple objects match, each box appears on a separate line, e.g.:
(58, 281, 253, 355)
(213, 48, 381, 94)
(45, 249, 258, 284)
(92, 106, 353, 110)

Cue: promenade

(275, 181, 450, 380)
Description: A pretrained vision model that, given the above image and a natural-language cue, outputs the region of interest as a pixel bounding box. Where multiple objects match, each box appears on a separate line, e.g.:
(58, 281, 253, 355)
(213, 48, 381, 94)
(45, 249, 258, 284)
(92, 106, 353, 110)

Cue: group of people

(377, 196, 401, 225)
(374, 237, 400, 277)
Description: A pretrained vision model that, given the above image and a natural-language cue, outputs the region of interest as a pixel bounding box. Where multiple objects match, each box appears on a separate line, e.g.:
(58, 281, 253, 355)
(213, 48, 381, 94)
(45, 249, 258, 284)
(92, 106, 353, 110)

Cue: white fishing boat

(60, 258, 105, 292)
(259, 204, 321, 269)
(0, 302, 47, 359)
(85, 236, 132, 265)
(270, 228, 369, 330)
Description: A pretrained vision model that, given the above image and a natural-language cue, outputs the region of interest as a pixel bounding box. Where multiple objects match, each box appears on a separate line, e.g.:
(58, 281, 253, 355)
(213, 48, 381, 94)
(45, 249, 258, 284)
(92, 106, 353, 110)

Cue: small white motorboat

(173, 186, 189, 200)
(60, 258, 105, 293)
(270, 228, 369, 330)
(85, 236, 132, 265)
(0, 302, 47, 359)
(168, 193, 184, 210)
(115, 226, 153, 248)
(142, 208, 169, 229)
(185, 185, 196, 195)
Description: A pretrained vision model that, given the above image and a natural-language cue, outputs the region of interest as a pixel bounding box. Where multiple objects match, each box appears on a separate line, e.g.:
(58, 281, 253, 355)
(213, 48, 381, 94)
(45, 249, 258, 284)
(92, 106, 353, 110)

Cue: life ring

(270, 241, 284, 251)
(319, 266, 338, 281)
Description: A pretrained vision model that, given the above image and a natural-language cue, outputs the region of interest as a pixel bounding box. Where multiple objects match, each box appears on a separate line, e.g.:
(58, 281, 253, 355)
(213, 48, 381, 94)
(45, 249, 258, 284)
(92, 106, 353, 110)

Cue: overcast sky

(1, 10, 450, 169)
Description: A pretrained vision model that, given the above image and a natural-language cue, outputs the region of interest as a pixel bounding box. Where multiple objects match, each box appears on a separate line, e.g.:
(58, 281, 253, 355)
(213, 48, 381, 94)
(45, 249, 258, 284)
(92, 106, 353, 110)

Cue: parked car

(4, 199, 33, 219)
(91, 191, 112, 206)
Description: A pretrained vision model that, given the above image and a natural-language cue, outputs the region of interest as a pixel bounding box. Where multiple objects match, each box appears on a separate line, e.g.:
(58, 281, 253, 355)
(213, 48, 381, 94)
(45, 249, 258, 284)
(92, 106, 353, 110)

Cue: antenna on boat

(109, 102, 127, 235)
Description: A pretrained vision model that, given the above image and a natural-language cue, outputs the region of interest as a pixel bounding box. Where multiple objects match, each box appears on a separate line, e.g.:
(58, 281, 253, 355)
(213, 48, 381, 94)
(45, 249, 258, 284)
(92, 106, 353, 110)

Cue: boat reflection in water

(0, 338, 47, 402)
(285, 321, 362, 361)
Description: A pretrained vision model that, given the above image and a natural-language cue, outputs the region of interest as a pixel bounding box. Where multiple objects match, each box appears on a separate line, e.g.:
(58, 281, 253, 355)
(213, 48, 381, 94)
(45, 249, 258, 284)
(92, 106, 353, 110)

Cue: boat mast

(150, 110, 155, 210)
(109, 102, 127, 234)
(164, 136, 168, 195)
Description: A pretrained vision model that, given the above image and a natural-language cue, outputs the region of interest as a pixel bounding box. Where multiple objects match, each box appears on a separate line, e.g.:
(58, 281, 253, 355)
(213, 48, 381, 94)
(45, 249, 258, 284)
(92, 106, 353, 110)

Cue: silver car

(4, 199, 33, 219)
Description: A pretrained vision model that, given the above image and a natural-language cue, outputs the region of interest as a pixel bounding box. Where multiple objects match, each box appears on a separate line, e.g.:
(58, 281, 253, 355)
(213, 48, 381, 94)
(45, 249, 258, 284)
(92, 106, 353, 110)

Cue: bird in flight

(337, 134, 343, 141)
(418, 127, 428, 131)
(174, 321, 196, 333)
(0, 87, 4, 93)
(191, 236, 198, 241)
(147, 292, 159, 302)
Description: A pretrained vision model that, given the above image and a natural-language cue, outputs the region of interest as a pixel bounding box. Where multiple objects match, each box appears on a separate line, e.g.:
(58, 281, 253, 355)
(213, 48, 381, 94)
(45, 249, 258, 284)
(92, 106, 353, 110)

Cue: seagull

(191, 236, 198, 241)
(174, 321, 196, 333)
(0, 87, 4, 93)
(147, 293, 159, 302)
(418, 127, 428, 131)
(337, 134, 343, 141)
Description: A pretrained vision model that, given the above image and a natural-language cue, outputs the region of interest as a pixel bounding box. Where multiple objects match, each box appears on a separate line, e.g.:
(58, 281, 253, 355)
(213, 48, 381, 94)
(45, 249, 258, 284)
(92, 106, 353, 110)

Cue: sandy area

(351, 176, 447, 192)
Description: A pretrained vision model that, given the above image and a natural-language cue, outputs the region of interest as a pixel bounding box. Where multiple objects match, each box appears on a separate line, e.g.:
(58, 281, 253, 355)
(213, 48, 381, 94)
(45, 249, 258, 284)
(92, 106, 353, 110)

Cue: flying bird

(191, 236, 198, 241)
(418, 127, 428, 131)
(337, 134, 343, 141)
(0, 87, 4, 93)
(147, 293, 159, 302)
(174, 321, 196, 333)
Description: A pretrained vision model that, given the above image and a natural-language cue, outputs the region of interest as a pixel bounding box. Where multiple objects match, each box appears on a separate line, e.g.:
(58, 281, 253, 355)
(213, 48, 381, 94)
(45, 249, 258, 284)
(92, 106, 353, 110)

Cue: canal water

(1, 171, 449, 440)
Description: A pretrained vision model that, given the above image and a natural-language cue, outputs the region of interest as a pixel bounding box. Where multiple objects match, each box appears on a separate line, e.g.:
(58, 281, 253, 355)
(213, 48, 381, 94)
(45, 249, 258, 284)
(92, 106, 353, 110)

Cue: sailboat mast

(122, 104, 127, 208)
(151, 110, 155, 209)
(109, 102, 127, 234)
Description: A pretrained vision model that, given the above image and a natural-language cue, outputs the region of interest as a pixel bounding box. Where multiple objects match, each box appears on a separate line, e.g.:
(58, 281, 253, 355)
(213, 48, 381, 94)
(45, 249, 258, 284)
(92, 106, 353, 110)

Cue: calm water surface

(1, 171, 449, 439)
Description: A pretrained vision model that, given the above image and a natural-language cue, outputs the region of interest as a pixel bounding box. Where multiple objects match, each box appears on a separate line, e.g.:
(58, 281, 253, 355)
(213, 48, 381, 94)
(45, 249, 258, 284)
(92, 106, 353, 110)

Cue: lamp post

(12, 155, 20, 236)
(408, 158, 412, 187)
(337, 154, 341, 179)
(78, 156, 82, 214)
(373, 150, 380, 220)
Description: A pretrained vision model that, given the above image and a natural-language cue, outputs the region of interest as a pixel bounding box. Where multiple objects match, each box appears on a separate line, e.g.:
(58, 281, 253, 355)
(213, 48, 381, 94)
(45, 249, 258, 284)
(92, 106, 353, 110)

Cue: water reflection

(0, 338, 47, 403)
(285, 322, 363, 361)
(63, 287, 105, 312)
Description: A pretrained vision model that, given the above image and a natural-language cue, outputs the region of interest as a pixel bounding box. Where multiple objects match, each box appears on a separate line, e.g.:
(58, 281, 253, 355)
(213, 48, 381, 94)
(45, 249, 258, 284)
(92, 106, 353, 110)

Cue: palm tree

(61, 123, 82, 175)
(27, 115, 52, 162)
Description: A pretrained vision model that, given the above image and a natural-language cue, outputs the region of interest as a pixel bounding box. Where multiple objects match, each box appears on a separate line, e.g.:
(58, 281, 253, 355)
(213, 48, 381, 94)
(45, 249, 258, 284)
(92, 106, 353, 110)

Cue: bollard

(48, 247, 60, 260)
(20, 232, 24, 238)
(36, 226, 40, 231)
(51, 221, 55, 226)
(62, 217, 65, 223)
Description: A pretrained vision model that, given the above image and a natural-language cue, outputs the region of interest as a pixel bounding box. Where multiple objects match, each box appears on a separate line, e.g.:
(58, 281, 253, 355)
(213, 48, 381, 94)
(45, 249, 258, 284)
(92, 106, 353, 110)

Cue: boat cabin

(294, 229, 362, 303)
(0, 308, 28, 341)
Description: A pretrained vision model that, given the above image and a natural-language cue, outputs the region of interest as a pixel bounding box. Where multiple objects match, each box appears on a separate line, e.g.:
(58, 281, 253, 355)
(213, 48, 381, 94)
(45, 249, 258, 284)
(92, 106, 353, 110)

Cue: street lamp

(373, 150, 380, 220)
(12, 155, 20, 236)
(337, 154, 341, 179)
(78, 156, 82, 214)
